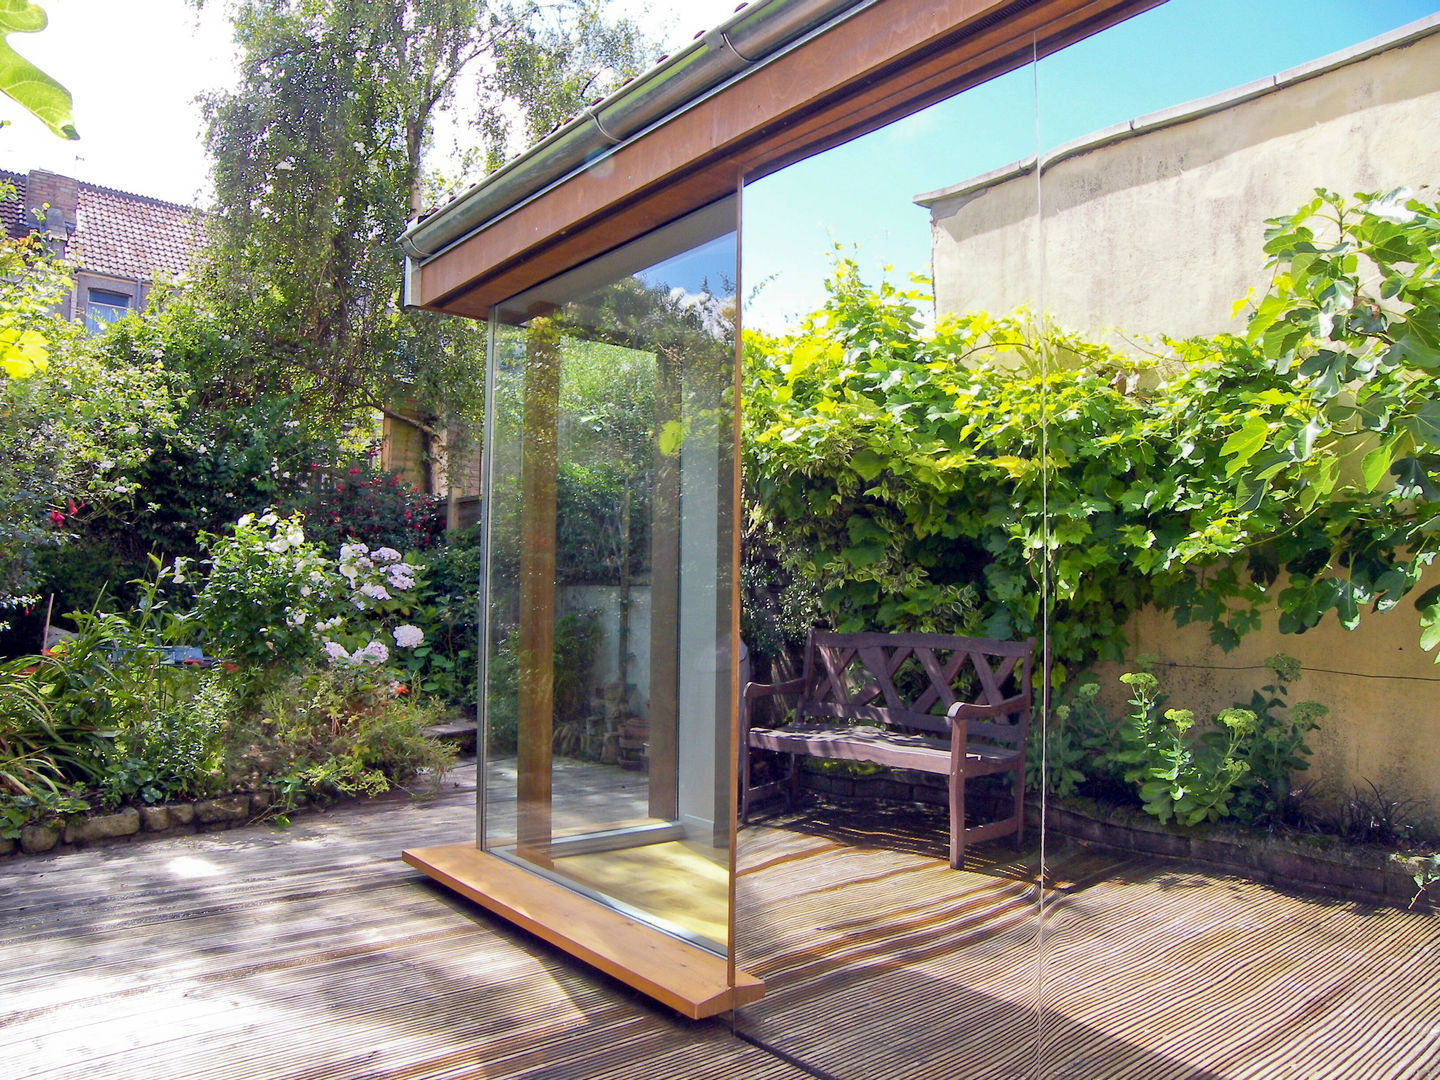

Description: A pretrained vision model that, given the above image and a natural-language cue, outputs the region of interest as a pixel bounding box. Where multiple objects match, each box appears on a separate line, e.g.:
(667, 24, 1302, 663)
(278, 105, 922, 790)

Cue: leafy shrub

(1027, 678, 1126, 799)
(393, 528, 480, 703)
(1115, 671, 1257, 826)
(193, 512, 335, 671)
(97, 669, 237, 806)
(291, 455, 445, 553)
(241, 665, 454, 807)
(744, 189, 1440, 674)
(1230, 654, 1326, 822)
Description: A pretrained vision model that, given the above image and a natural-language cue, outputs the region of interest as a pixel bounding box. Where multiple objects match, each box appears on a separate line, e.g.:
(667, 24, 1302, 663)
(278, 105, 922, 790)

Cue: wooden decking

(4, 761, 1440, 1079)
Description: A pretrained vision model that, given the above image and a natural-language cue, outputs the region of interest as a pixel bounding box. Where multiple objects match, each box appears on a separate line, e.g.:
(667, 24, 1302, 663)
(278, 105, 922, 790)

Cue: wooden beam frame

(409, 0, 1162, 318)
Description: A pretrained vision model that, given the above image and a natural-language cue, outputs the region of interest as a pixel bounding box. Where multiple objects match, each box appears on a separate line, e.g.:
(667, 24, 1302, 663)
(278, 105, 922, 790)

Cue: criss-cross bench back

(742, 630, 1034, 868)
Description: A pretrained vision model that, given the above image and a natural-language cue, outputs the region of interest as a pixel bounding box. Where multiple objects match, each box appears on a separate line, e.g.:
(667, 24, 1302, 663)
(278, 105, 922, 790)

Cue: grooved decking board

(5, 759, 1440, 1080)
(402, 842, 761, 1019)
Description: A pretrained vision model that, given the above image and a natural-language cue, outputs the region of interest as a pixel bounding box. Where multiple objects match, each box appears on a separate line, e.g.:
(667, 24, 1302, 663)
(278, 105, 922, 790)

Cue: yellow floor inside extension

(550, 839, 729, 947)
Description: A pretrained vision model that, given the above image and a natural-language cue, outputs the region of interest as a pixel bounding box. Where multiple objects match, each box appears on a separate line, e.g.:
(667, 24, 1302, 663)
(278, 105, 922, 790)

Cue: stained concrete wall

(1090, 561, 1440, 817)
(917, 17, 1440, 815)
(918, 18, 1440, 344)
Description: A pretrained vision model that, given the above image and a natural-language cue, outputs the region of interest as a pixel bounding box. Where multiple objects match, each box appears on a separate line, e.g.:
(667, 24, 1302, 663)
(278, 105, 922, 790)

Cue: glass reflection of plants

(486, 272, 736, 761)
(744, 188, 1440, 831)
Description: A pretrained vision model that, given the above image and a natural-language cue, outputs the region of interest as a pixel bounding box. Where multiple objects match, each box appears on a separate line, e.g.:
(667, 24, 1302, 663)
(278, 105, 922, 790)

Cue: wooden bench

(741, 630, 1034, 868)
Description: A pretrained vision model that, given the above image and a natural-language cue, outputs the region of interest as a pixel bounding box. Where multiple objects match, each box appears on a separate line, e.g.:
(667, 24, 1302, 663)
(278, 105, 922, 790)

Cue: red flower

(348, 466, 361, 476)
(66, 498, 78, 515)
(48, 510, 65, 527)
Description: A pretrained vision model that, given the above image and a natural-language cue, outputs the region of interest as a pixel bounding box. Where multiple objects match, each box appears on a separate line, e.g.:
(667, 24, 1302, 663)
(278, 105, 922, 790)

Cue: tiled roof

(0, 168, 33, 240)
(71, 182, 205, 281)
(0, 168, 205, 281)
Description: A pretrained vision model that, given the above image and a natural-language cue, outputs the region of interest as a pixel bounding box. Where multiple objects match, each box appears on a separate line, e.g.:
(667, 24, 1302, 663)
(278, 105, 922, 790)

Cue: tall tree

(190, 0, 654, 440)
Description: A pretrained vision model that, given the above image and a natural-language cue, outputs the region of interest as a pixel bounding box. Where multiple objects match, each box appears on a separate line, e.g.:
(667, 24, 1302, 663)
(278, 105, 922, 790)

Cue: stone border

(1, 791, 296, 860)
(1036, 799, 1433, 910)
(793, 768, 1432, 910)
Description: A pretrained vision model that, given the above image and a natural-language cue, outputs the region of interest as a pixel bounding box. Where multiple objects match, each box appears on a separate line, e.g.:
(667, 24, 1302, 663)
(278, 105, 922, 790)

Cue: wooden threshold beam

(402, 843, 763, 1020)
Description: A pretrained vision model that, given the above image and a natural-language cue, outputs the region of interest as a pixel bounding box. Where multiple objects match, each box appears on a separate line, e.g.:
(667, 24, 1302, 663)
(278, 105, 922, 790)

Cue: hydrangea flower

(358, 640, 389, 665)
(386, 564, 415, 590)
(373, 547, 402, 562)
(392, 624, 424, 649)
(361, 583, 391, 601)
(322, 640, 351, 663)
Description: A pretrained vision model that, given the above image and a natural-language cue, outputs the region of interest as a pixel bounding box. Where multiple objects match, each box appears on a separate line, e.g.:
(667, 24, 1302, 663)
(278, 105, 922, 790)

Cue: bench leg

(787, 752, 800, 810)
(740, 743, 751, 825)
(948, 761, 965, 870)
(1012, 766, 1025, 852)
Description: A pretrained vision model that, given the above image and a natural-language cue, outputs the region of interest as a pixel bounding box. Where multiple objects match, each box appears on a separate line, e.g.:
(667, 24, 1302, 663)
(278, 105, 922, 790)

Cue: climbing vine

(743, 189, 1440, 677)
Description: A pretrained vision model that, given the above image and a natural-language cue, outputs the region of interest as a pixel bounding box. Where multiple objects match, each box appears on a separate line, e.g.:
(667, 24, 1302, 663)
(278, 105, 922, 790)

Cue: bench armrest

(744, 677, 807, 701)
(742, 678, 807, 736)
(946, 694, 1030, 722)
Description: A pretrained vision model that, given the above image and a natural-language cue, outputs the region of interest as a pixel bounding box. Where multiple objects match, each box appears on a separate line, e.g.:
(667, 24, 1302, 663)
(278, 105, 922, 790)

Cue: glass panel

(1033, 3, 1440, 1075)
(481, 200, 738, 957)
(85, 288, 131, 334)
(734, 54, 1044, 1075)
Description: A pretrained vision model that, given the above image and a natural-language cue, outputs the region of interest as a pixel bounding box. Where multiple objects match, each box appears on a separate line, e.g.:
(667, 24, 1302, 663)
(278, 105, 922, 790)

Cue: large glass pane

(733, 54, 1045, 1075)
(1026, 3, 1440, 1074)
(481, 199, 738, 957)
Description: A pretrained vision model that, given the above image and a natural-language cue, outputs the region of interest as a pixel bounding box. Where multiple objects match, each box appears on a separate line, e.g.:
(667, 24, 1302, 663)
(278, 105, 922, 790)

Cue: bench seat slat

(748, 724, 1021, 774)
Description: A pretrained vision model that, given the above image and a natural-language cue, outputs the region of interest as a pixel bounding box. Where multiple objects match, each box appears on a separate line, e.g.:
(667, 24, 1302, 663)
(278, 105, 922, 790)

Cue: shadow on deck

(4, 761, 1437, 1079)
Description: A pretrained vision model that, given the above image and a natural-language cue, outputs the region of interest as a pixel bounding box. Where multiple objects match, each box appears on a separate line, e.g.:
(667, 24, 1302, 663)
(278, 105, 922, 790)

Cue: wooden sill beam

(402, 843, 763, 1020)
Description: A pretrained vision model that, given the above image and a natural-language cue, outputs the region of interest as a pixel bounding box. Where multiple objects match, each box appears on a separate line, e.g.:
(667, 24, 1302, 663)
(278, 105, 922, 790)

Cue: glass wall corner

(478, 197, 741, 960)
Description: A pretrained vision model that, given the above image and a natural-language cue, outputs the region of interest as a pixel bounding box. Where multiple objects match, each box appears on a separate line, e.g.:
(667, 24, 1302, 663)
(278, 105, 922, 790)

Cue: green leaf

(850, 449, 884, 482)
(1221, 415, 1269, 475)
(0, 2, 77, 140)
(657, 420, 684, 456)
(1361, 442, 1395, 492)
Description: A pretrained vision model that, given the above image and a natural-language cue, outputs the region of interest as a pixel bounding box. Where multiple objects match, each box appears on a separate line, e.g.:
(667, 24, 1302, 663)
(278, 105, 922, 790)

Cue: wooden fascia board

(414, 0, 1162, 319)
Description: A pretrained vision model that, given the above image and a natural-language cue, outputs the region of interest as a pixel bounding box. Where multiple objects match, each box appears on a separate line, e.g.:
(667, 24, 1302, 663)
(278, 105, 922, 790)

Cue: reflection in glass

(481, 201, 737, 956)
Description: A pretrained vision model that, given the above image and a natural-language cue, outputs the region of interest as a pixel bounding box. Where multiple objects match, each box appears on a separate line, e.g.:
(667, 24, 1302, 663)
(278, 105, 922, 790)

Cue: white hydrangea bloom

(361, 583, 391, 601)
(373, 547, 402, 562)
(322, 640, 350, 662)
(392, 624, 424, 649)
(359, 640, 390, 665)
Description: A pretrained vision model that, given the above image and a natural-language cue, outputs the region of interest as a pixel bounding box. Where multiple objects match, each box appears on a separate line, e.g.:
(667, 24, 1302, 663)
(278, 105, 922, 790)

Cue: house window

(84, 289, 131, 334)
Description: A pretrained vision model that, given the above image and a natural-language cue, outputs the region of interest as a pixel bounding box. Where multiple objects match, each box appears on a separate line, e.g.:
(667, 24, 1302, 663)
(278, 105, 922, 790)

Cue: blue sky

(741, 0, 1440, 331)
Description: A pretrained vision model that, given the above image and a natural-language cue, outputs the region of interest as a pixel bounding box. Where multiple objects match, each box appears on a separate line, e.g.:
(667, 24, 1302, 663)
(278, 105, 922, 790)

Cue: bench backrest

(797, 630, 1033, 747)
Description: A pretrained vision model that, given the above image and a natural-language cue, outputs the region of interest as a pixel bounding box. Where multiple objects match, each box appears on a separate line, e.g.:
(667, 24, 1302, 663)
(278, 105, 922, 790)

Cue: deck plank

(4, 762, 1440, 1079)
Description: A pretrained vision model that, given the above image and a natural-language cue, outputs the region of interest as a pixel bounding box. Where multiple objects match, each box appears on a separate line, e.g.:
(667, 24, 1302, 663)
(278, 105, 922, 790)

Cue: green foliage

(247, 664, 454, 808)
(1217, 188, 1440, 646)
(390, 528, 480, 701)
(0, 197, 176, 621)
(746, 189, 1440, 669)
(97, 669, 235, 806)
(295, 456, 445, 553)
(1115, 671, 1256, 826)
(1412, 853, 1440, 909)
(191, 0, 652, 436)
(194, 512, 335, 671)
(1230, 653, 1326, 821)
(0, 1, 77, 139)
(1027, 678, 1125, 798)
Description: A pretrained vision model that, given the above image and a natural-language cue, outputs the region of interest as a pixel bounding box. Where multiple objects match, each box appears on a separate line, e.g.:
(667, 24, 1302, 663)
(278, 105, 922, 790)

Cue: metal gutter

(399, 0, 869, 293)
